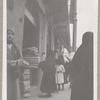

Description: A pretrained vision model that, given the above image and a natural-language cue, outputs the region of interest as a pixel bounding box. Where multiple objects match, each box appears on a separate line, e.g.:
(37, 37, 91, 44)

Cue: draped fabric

(70, 32, 93, 100)
(7, 43, 21, 100)
(38, 51, 56, 93)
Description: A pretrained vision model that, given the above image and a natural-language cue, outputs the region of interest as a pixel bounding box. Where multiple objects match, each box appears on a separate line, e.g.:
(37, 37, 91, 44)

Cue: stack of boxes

(19, 66, 31, 98)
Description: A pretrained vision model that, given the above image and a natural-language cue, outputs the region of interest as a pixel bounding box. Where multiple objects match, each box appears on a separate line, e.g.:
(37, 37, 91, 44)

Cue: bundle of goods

(19, 64, 31, 98)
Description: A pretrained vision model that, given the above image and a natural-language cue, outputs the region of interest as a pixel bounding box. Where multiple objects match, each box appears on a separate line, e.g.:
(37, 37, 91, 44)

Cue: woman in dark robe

(38, 50, 56, 97)
(70, 32, 93, 100)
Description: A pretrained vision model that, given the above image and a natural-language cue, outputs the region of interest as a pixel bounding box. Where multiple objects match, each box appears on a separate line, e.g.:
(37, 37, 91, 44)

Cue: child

(55, 60, 65, 91)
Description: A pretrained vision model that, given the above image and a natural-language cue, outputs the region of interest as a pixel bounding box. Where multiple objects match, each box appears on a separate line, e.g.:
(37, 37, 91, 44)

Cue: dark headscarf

(46, 50, 56, 66)
(71, 31, 93, 71)
(82, 31, 93, 45)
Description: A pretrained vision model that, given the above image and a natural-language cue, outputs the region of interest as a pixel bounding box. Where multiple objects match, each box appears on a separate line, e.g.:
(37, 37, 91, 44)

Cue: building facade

(7, 0, 72, 98)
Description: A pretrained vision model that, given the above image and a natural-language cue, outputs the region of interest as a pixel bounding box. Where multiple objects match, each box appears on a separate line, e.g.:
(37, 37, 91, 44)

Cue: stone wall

(7, 0, 27, 51)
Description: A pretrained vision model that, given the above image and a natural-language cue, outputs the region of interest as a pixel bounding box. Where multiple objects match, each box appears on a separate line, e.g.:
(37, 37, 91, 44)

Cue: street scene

(21, 83, 71, 100)
(7, 0, 94, 100)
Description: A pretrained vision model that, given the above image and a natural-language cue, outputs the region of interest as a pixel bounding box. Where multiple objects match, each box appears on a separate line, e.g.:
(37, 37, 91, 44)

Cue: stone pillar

(72, 0, 77, 52)
(51, 30, 55, 51)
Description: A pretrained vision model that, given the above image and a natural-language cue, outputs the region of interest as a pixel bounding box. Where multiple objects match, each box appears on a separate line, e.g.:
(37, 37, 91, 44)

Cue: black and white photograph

(2, 0, 98, 100)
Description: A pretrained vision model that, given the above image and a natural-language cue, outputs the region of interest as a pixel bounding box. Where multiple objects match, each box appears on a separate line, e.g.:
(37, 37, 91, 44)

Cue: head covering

(82, 31, 93, 44)
(7, 29, 15, 35)
(47, 50, 55, 58)
(46, 50, 55, 66)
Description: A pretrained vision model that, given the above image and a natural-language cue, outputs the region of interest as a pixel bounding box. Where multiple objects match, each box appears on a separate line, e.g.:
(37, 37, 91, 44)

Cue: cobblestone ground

(21, 82, 71, 100)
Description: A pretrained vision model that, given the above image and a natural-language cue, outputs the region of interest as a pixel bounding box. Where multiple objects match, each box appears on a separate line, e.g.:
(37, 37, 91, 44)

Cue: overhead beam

(25, 8, 36, 26)
(36, 0, 46, 14)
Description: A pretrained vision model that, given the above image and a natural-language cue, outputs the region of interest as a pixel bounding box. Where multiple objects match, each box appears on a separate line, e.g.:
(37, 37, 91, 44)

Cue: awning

(58, 34, 71, 52)
(43, 0, 71, 52)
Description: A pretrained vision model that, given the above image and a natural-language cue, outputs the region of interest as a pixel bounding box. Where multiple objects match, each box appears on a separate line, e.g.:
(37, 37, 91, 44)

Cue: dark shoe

(38, 94, 51, 98)
(38, 95, 45, 98)
(62, 87, 64, 90)
(38, 95, 47, 98)
(47, 93, 51, 97)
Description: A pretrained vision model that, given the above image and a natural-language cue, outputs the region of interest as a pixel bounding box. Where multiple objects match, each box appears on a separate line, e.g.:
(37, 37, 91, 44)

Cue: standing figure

(64, 61, 70, 84)
(7, 29, 28, 100)
(55, 59, 65, 91)
(70, 32, 93, 100)
(38, 50, 56, 97)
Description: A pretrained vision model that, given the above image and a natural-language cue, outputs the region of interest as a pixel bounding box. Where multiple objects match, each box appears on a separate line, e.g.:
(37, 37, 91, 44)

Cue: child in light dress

(55, 60, 65, 91)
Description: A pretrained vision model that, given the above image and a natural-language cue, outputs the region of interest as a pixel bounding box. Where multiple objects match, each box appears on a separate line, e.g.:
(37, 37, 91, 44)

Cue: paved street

(21, 82, 71, 100)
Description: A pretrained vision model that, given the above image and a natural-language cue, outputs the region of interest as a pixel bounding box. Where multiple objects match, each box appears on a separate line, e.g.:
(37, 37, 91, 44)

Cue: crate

(24, 57, 40, 66)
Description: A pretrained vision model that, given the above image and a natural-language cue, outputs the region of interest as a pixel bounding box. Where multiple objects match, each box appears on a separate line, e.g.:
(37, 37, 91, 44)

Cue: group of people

(38, 31, 93, 100)
(7, 29, 93, 100)
(38, 50, 70, 97)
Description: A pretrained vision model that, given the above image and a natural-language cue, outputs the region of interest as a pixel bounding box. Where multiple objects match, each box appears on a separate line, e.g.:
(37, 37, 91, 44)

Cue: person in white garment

(55, 59, 65, 91)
